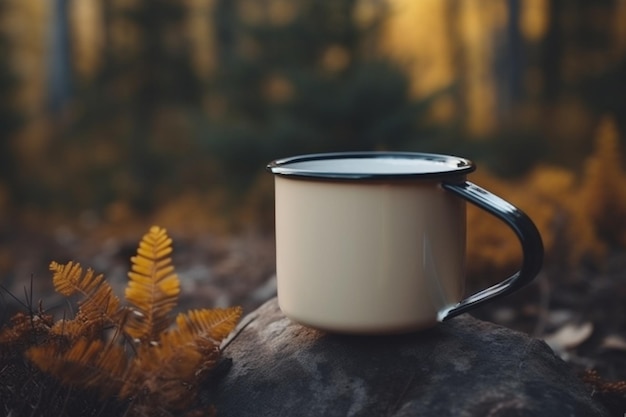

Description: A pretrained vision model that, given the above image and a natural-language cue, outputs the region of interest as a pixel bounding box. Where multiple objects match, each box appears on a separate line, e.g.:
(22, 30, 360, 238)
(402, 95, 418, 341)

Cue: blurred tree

(540, 0, 617, 101)
(473, 0, 626, 176)
(47, 0, 73, 113)
(203, 0, 439, 192)
(57, 0, 204, 213)
(495, 0, 524, 112)
(0, 2, 22, 208)
(539, 0, 563, 103)
(582, 56, 626, 144)
(574, 0, 626, 148)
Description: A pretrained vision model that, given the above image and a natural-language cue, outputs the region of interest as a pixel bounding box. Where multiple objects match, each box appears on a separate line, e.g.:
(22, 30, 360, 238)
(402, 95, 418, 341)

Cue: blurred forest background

(4, 3, 626, 411)
(0, 0, 626, 295)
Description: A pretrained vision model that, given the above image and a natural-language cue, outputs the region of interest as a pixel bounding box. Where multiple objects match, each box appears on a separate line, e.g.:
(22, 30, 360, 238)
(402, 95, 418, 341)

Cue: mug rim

(267, 151, 476, 180)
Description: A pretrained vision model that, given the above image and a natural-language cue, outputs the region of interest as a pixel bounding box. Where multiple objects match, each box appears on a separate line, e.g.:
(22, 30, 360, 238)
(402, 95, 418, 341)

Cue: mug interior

(267, 152, 475, 180)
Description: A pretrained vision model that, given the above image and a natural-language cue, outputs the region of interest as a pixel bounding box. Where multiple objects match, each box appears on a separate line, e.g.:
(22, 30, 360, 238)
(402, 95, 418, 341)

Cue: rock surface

(209, 298, 609, 417)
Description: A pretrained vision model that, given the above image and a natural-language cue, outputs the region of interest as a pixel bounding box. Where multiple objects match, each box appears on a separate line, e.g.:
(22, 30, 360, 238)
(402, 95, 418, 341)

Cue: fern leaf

(119, 340, 204, 411)
(49, 261, 122, 340)
(173, 307, 242, 381)
(0, 311, 54, 346)
(136, 307, 241, 388)
(51, 261, 105, 297)
(50, 318, 85, 339)
(27, 338, 128, 397)
(124, 226, 180, 342)
(21, 226, 241, 415)
(174, 307, 243, 345)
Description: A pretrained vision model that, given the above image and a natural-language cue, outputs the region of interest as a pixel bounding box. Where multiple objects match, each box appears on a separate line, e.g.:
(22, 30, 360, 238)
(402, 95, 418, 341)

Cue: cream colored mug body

(268, 152, 543, 334)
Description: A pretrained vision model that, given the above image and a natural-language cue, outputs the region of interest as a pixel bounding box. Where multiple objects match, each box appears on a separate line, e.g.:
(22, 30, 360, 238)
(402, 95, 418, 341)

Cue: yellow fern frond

(173, 307, 243, 345)
(120, 307, 241, 410)
(15, 225, 242, 416)
(50, 318, 85, 338)
(51, 261, 106, 297)
(124, 226, 180, 342)
(153, 308, 242, 361)
(121, 341, 203, 410)
(49, 261, 122, 340)
(27, 338, 128, 397)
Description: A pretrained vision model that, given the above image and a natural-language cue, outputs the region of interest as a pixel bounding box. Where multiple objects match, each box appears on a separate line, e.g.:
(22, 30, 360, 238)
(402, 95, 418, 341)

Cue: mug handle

(437, 181, 544, 321)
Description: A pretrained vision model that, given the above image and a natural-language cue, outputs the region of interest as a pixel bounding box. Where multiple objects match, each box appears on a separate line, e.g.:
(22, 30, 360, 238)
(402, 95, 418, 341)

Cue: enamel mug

(267, 152, 543, 334)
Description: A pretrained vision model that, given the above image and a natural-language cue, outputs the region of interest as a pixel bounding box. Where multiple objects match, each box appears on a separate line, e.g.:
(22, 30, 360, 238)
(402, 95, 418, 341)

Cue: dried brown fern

(0, 310, 54, 347)
(49, 261, 123, 340)
(1, 225, 242, 416)
(28, 338, 128, 398)
(581, 369, 626, 416)
(121, 307, 242, 410)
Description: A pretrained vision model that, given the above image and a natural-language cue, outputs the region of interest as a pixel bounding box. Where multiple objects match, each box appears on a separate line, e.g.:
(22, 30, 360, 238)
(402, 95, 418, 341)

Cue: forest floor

(1, 224, 626, 414)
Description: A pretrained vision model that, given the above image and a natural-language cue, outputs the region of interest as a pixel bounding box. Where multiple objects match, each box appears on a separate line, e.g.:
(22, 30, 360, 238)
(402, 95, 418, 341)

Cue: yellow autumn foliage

(467, 116, 626, 279)
(0, 226, 242, 416)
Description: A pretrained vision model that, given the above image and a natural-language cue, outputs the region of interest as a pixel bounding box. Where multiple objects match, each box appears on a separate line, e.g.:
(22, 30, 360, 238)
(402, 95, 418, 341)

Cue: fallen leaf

(543, 322, 593, 351)
(601, 335, 626, 351)
(546, 310, 574, 328)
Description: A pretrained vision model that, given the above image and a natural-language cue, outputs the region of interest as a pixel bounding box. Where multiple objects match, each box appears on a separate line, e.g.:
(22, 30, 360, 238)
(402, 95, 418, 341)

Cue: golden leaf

(51, 261, 106, 297)
(49, 261, 122, 340)
(27, 338, 128, 397)
(173, 307, 243, 345)
(122, 340, 204, 409)
(4, 225, 242, 416)
(124, 226, 181, 342)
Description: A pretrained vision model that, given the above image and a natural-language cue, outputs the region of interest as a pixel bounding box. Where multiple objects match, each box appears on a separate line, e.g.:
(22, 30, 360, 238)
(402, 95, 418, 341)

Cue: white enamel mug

(267, 152, 543, 334)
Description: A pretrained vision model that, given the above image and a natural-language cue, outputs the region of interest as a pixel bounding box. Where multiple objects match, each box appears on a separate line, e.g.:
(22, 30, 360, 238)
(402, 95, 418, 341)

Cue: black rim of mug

(266, 151, 476, 180)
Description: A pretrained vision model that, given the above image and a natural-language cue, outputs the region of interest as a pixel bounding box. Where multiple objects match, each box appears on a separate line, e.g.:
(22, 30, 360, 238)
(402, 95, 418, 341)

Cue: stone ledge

(209, 298, 608, 417)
